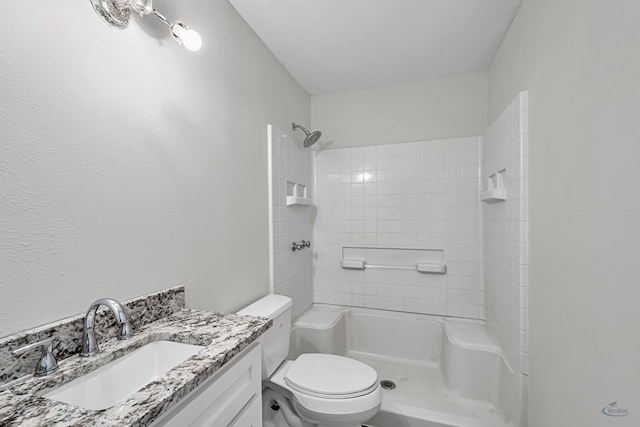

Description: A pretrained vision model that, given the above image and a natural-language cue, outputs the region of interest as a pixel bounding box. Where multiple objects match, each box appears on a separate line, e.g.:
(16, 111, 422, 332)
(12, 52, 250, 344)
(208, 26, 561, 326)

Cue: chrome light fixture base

(90, 0, 131, 30)
(89, 0, 201, 51)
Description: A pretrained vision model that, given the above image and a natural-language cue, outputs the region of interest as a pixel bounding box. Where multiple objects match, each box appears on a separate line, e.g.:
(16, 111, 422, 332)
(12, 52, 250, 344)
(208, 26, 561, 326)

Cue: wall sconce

(90, 0, 202, 52)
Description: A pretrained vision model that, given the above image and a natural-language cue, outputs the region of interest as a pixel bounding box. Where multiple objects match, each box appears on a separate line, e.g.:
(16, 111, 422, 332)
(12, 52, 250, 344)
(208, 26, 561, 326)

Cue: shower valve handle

(291, 240, 311, 251)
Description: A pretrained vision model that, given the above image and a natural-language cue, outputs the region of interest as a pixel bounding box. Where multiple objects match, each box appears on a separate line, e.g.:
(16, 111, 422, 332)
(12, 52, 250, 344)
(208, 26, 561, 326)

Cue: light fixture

(154, 10, 202, 52)
(90, 0, 202, 52)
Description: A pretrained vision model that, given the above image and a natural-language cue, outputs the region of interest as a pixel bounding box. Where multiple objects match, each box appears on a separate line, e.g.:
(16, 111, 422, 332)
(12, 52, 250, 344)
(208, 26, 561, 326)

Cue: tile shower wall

(313, 138, 483, 319)
(268, 125, 314, 318)
(482, 92, 529, 375)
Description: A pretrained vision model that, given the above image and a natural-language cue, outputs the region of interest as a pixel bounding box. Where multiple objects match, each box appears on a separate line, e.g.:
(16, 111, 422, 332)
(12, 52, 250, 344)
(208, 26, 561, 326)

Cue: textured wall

(311, 71, 488, 149)
(489, 0, 640, 425)
(0, 0, 309, 336)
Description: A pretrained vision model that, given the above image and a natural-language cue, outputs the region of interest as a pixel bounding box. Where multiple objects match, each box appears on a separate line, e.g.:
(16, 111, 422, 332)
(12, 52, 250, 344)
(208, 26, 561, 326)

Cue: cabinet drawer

(152, 343, 261, 427)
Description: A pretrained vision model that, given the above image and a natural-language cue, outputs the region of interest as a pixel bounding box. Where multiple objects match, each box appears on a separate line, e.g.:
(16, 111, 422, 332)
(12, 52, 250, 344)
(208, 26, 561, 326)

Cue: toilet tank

(237, 294, 292, 379)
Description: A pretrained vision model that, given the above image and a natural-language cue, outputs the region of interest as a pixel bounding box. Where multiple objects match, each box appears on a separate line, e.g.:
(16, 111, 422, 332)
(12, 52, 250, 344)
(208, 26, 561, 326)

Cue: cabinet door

(229, 394, 261, 427)
(153, 343, 261, 427)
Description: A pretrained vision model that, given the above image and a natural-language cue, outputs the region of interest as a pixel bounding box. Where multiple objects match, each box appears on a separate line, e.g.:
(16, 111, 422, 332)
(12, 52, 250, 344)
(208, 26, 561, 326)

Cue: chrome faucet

(80, 298, 133, 357)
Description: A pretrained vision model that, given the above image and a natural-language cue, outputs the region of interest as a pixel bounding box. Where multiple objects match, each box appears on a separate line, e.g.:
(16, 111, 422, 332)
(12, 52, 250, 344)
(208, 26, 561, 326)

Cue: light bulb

(179, 28, 202, 51)
(170, 22, 202, 52)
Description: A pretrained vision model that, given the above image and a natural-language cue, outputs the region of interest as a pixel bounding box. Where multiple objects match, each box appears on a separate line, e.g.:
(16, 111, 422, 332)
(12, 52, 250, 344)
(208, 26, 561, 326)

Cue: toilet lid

(285, 354, 378, 398)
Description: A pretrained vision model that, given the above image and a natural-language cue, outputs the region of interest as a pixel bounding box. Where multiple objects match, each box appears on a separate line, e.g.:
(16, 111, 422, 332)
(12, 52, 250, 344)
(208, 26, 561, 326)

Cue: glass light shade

(128, 0, 153, 16)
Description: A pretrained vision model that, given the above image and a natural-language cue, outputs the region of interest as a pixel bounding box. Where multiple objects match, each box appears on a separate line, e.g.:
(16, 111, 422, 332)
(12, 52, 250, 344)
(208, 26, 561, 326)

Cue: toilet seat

(285, 354, 378, 399)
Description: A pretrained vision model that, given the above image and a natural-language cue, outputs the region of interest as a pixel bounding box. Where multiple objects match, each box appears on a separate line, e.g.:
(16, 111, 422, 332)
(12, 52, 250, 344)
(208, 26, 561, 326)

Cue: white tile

(404, 299, 418, 313)
(417, 300, 433, 314)
(447, 303, 465, 317)
(352, 294, 365, 307)
(388, 143, 403, 156)
(351, 147, 364, 170)
(364, 295, 378, 309)
(432, 302, 447, 316)
(309, 137, 486, 320)
(520, 352, 530, 375)
(376, 144, 390, 158)
(480, 92, 529, 371)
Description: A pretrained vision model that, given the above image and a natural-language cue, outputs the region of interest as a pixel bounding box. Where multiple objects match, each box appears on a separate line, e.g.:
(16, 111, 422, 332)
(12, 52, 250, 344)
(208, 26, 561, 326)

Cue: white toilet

(238, 295, 382, 427)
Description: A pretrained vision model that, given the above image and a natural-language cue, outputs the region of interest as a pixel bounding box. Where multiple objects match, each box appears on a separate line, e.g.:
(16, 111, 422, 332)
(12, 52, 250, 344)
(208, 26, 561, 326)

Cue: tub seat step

(294, 305, 346, 329)
(442, 319, 502, 354)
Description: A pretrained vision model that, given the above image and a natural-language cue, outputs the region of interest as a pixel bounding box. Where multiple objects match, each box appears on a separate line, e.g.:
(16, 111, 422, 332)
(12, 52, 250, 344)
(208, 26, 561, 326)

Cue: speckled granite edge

(0, 286, 185, 384)
(0, 309, 272, 427)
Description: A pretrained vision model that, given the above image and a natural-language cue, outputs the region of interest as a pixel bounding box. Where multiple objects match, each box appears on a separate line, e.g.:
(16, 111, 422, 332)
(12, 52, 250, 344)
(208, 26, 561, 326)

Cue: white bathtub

(288, 304, 519, 427)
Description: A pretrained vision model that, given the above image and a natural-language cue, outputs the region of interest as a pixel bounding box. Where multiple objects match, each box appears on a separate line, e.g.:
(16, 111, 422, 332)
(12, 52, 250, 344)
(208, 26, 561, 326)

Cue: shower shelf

(481, 168, 507, 203)
(286, 181, 312, 206)
(286, 196, 312, 206)
(480, 188, 507, 203)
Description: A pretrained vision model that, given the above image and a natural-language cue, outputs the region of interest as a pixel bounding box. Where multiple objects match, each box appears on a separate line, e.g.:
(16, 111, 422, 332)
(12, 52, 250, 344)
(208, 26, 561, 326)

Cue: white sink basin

(44, 340, 204, 410)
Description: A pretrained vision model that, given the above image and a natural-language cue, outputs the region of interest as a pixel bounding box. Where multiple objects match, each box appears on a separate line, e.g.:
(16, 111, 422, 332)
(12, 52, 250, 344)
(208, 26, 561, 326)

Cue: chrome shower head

(292, 123, 322, 148)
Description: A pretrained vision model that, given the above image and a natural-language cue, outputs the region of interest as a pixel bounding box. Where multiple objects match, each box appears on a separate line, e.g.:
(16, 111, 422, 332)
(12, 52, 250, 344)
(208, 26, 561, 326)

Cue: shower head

(292, 123, 322, 148)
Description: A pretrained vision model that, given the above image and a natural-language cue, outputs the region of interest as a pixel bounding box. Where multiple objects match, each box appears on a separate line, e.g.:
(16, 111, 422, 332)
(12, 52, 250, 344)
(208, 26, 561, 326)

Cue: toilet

(237, 295, 382, 427)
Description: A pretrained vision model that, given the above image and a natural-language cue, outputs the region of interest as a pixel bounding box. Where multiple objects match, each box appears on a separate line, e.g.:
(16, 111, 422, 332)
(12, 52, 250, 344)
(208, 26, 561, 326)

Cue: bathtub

(288, 304, 520, 427)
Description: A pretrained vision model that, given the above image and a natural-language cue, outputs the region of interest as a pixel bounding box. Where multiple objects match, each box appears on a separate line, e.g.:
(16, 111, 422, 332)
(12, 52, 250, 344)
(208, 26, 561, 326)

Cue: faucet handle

(11, 338, 60, 377)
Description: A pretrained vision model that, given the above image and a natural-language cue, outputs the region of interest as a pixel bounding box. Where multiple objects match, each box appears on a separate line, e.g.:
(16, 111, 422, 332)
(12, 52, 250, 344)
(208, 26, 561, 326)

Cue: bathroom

(0, 0, 638, 426)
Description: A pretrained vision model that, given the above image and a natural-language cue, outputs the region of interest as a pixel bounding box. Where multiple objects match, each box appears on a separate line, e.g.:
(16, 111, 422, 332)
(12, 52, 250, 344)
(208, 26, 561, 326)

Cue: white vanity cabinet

(151, 343, 262, 427)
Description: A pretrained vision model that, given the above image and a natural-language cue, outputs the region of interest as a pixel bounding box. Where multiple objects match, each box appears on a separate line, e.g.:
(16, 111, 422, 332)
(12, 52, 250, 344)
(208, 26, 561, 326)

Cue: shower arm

(291, 123, 311, 136)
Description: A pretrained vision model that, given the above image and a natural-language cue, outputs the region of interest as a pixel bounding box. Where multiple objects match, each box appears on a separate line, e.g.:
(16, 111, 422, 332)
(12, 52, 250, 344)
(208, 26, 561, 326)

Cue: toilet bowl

(238, 295, 381, 427)
(267, 355, 382, 426)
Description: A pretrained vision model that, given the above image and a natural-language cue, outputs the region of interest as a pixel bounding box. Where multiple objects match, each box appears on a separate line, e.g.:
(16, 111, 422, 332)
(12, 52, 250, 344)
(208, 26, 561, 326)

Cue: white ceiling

(229, 0, 522, 95)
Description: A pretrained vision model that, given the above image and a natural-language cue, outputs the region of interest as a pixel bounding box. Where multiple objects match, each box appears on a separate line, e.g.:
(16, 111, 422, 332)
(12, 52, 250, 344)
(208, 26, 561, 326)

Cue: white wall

(268, 125, 314, 318)
(313, 138, 483, 318)
(0, 0, 309, 337)
(489, 1, 640, 425)
(311, 71, 488, 149)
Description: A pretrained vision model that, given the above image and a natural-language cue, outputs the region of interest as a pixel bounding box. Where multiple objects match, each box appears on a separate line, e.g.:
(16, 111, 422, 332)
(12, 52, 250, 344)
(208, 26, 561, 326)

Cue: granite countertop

(0, 309, 271, 426)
